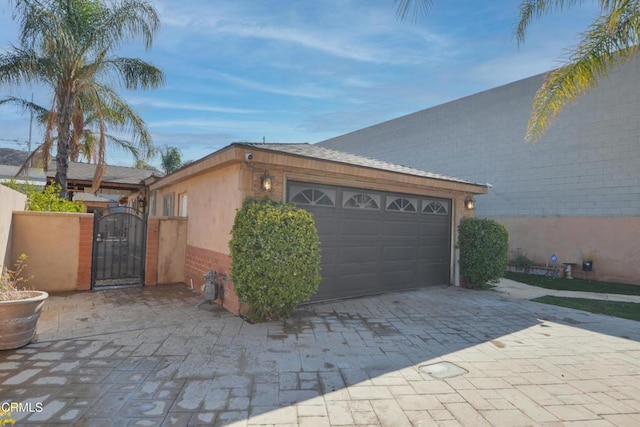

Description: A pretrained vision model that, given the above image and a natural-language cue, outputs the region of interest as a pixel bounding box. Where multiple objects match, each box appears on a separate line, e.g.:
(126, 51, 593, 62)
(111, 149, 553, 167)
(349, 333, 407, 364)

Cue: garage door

(288, 182, 451, 302)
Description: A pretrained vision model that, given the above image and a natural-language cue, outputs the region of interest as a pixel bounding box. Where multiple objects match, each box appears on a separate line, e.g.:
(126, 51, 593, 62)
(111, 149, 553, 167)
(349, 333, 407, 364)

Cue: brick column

(145, 218, 159, 286)
(76, 216, 94, 291)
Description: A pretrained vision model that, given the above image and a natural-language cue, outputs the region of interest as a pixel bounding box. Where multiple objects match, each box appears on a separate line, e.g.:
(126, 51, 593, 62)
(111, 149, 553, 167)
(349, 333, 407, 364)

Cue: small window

(178, 192, 188, 217)
(163, 194, 174, 216)
(290, 188, 335, 206)
(422, 200, 448, 215)
(386, 197, 417, 212)
(343, 191, 380, 210)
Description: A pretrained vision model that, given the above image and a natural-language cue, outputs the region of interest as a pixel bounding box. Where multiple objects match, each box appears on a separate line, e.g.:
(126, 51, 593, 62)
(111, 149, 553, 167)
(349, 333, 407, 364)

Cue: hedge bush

(229, 198, 321, 322)
(458, 217, 508, 289)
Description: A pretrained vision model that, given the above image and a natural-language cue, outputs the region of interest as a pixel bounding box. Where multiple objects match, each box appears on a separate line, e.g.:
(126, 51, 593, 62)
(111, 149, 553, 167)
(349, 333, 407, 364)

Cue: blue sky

(0, 0, 599, 167)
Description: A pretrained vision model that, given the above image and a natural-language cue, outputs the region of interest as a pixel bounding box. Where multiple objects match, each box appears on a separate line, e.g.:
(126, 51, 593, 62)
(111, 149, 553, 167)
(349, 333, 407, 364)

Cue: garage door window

(386, 197, 417, 213)
(422, 200, 448, 215)
(343, 192, 380, 210)
(290, 187, 336, 206)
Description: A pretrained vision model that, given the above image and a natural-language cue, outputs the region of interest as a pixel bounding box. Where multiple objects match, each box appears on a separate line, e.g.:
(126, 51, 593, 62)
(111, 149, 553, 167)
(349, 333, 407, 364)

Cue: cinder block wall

(320, 58, 640, 218)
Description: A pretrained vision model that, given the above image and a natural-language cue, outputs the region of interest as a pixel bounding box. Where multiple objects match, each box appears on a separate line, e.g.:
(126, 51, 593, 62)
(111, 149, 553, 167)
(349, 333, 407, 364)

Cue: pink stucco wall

(11, 211, 93, 292)
(496, 216, 640, 284)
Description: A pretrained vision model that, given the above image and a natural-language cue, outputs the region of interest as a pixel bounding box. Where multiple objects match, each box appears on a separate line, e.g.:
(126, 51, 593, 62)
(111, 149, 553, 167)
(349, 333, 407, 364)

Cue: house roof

(237, 143, 485, 187)
(46, 161, 162, 185)
(72, 192, 120, 203)
(0, 164, 47, 183)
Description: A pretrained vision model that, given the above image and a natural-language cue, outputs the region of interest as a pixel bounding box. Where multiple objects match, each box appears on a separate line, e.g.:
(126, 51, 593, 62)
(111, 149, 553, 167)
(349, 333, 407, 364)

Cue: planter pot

(0, 291, 48, 350)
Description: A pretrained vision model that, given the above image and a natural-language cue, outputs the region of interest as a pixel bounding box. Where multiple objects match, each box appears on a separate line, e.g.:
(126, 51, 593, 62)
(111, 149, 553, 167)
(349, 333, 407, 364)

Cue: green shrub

(229, 198, 322, 322)
(3, 181, 83, 212)
(512, 253, 535, 268)
(458, 217, 508, 289)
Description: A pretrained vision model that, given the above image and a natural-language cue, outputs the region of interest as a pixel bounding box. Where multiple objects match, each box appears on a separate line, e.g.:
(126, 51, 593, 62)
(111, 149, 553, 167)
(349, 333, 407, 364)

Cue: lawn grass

(532, 296, 640, 322)
(505, 272, 640, 296)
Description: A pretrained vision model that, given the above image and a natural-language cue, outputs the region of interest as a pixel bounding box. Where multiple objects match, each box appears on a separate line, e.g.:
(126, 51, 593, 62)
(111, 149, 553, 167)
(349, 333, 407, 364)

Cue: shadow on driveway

(1, 284, 639, 426)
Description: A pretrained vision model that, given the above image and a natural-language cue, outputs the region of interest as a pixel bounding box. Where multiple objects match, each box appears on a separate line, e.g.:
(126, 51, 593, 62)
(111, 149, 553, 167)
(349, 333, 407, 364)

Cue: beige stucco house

(148, 143, 487, 314)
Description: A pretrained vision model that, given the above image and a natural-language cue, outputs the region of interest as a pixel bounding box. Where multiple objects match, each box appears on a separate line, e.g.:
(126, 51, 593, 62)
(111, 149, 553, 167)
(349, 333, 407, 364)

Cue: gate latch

(95, 233, 103, 243)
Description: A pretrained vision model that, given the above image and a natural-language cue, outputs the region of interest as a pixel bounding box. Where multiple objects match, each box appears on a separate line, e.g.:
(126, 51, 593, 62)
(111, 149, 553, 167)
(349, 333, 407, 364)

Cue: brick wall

(76, 216, 93, 290)
(185, 245, 240, 315)
(145, 218, 159, 286)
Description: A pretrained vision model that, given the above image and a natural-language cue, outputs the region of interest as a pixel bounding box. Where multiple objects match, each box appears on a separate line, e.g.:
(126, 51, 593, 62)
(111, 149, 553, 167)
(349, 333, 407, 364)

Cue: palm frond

(100, 56, 164, 89)
(395, 0, 432, 22)
(516, 0, 587, 44)
(525, 6, 638, 141)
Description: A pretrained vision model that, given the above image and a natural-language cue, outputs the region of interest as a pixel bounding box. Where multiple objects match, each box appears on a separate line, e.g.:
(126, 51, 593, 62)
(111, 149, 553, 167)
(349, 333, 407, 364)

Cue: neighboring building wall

(320, 58, 640, 282)
(11, 212, 93, 292)
(0, 185, 26, 266)
(499, 217, 640, 283)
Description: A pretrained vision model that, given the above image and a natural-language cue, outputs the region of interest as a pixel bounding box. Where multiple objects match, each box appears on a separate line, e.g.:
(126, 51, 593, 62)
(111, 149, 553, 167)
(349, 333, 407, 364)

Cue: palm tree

(0, 0, 163, 198)
(2, 90, 153, 183)
(517, 0, 640, 141)
(160, 146, 183, 174)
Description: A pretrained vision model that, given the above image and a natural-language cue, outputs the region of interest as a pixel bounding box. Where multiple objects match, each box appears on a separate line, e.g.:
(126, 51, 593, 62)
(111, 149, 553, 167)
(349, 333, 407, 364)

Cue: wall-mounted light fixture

(464, 197, 475, 210)
(260, 171, 273, 192)
(137, 194, 146, 208)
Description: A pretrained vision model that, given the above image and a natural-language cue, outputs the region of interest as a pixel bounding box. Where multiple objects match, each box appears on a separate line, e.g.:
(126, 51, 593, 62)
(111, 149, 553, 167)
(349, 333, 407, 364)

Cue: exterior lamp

(464, 197, 475, 210)
(137, 195, 146, 208)
(260, 171, 273, 192)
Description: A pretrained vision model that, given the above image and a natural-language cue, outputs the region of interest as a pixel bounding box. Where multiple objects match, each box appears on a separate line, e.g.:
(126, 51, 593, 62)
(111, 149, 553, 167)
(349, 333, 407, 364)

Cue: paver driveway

(1, 284, 639, 426)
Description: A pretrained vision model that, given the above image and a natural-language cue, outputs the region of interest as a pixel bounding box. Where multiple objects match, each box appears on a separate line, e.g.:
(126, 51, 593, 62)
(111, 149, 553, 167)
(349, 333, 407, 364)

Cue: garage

(288, 181, 451, 302)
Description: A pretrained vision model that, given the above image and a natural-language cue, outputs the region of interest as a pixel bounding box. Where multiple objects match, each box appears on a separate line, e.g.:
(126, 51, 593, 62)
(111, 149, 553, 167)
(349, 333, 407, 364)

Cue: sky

(0, 0, 600, 168)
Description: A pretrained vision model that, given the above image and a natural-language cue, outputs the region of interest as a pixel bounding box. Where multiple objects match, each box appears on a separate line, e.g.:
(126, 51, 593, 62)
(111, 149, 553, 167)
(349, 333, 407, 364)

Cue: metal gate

(92, 207, 146, 288)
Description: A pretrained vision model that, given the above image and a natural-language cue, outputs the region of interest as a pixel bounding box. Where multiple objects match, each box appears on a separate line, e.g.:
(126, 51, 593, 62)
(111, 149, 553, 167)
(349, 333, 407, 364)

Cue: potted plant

(0, 254, 48, 350)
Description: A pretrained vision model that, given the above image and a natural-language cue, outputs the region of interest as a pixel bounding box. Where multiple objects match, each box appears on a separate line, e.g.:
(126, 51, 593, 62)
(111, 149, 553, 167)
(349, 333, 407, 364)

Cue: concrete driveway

(1, 284, 639, 426)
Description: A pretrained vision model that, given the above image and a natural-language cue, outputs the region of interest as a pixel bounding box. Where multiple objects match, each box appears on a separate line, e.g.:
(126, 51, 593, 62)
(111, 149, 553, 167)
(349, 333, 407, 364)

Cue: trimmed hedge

(229, 198, 321, 322)
(458, 217, 508, 289)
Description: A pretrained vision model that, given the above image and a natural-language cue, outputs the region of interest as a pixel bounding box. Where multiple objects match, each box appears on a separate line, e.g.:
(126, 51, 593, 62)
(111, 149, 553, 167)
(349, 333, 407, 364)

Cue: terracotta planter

(0, 291, 48, 350)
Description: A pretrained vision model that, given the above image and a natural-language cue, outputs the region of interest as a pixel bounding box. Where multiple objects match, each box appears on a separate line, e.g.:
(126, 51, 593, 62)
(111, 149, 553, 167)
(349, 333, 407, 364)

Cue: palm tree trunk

(55, 86, 76, 200)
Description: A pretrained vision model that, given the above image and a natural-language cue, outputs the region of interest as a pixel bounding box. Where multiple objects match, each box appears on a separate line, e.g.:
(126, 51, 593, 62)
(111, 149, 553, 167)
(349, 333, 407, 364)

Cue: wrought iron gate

(92, 207, 146, 288)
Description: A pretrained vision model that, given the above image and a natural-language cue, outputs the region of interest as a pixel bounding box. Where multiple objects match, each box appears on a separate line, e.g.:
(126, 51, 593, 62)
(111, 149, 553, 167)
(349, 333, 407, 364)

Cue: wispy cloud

(209, 71, 338, 100)
(127, 97, 260, 114)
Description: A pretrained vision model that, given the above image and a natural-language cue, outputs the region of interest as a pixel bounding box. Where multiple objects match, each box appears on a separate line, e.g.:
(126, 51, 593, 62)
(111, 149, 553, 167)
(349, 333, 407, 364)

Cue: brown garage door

(288, 182, 451, 302)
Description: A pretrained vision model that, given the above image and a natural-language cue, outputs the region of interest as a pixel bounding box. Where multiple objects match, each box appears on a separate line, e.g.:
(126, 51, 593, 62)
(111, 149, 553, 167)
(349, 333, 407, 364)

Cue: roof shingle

(237, 142, 484, 187)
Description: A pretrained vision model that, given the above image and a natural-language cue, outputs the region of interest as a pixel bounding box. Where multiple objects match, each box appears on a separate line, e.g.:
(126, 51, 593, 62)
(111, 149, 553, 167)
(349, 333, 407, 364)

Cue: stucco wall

(157, 218, 187, 284)
(154, 164, 244, 255)
(497, 217, 640, 284)
(319, 57, 640, 218)
(0, 185, 26, 266)
(11, 211, 91, 292)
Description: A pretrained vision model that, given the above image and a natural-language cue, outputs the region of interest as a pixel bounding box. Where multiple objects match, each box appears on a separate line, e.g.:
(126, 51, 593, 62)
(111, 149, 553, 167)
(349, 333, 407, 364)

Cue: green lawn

(505, 272, 640, 296)
(532, 296, 640, 322)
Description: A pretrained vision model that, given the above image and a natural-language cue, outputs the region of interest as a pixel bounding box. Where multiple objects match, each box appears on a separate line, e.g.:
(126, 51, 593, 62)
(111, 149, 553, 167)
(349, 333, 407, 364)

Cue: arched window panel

(422, 200, 449, 215)
(289, 186, 336, 206)
(343, 191, 380, 210)
(386, 197, 417, 213)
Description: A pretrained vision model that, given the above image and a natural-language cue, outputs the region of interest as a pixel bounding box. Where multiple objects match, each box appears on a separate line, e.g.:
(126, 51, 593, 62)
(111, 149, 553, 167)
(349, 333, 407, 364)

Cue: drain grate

(418, 361, 468, 379)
